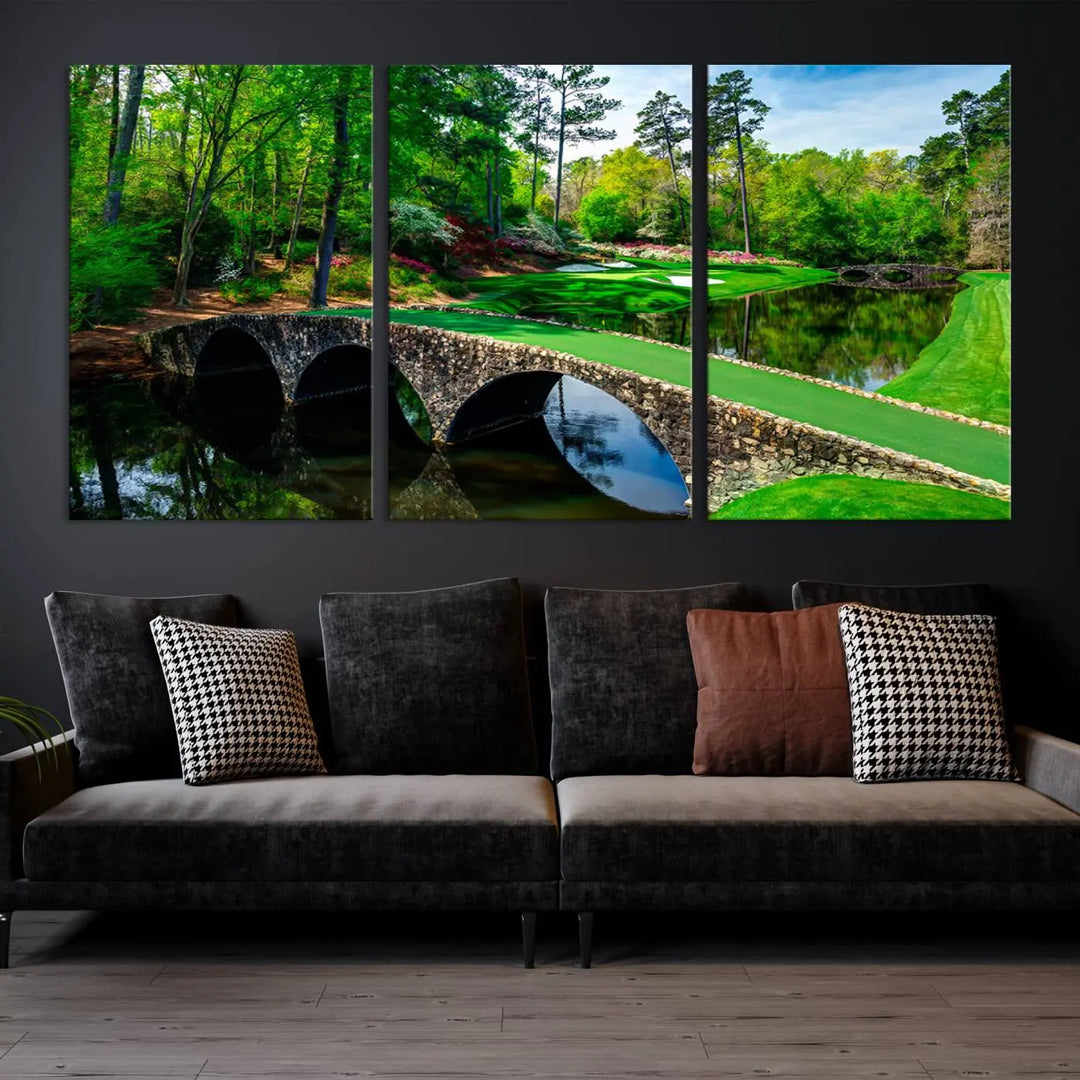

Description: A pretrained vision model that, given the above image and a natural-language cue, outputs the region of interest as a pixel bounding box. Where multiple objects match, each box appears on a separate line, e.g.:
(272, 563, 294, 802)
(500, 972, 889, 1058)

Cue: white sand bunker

(601, 260, 636, 268)
(556, 263, 604, 272)
(648, 274, 726, 287)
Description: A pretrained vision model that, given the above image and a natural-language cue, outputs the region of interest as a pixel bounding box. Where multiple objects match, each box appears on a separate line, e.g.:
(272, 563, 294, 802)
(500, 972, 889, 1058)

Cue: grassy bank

(711, 475, 1010, 520)
(881, 272, 1011, 425)
(320, 306, 1010, 485)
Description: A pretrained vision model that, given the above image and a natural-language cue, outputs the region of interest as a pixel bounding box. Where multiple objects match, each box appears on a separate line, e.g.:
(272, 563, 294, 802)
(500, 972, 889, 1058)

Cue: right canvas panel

(706, 65, 1011, 521)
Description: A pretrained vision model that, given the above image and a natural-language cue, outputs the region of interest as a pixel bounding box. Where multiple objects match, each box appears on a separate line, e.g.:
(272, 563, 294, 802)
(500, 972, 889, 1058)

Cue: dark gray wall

(1, 0, 1076, 753)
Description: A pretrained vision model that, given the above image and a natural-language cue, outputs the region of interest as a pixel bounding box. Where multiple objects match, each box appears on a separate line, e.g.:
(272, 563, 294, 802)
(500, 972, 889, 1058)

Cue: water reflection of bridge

(830, 264, 962, 289)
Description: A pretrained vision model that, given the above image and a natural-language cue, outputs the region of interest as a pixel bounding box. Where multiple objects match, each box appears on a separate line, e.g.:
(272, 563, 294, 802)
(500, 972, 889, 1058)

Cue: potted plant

(1, 695, 66, 777)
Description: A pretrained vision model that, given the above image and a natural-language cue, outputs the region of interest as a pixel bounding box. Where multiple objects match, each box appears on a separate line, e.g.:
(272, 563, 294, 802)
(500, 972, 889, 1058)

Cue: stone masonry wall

(707, 397, 1010, 512)
(139, 314, 1009, 511)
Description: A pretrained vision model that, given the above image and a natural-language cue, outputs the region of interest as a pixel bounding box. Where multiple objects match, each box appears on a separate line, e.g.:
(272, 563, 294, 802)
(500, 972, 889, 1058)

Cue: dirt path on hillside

(69, 287, 325, 383)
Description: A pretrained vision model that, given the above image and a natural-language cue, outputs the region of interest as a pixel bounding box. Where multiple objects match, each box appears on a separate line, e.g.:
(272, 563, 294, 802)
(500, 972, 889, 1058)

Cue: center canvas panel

(387, 65, 693, 520)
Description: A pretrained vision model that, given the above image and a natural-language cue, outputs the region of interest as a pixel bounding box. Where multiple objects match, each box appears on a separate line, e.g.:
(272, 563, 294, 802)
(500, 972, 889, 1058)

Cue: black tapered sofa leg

(578, 911, 593, 968)
(0, 911, 11, 969)
(521, 911, 537, 968)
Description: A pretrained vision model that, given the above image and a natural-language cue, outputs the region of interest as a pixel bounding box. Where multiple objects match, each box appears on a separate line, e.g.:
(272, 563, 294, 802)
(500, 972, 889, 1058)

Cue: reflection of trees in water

(545, 379, 624, 492)
(708, 284, 959, 388)
(69, 379, 350, 520)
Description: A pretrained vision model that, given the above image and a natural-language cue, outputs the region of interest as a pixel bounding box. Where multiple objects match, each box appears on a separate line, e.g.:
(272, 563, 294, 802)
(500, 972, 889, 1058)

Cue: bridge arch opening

(839, 268, 870, 282)
(390, 363, 433, 446)
(294, 344, 373, 403)
(447, 370, 562, 444)
(195, 327, 277, 378)
(882, 268, 913, 284)
(446, 371, 689, 518)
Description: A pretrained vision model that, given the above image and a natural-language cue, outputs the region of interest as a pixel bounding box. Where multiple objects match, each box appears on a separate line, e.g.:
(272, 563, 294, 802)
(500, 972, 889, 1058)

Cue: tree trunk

(172, 225, 198, 307)
(486, 157, 494, 233)
(102, 65, 146, 226)
(176, 70, 193, 194)
(284, 152, 311, 271)
(554, 81, 567, 225)
(107, 65, 120, 172)
(243, 168, 258, 277)
(310, 71, 352, 309)
(664, 130, 688, 240)
(531, 132, 541, 210)
(270, 149, 283, 257)
(495, 151, 503, 238)
(733, 113, 752, 254)
(171, 67, 246, 306)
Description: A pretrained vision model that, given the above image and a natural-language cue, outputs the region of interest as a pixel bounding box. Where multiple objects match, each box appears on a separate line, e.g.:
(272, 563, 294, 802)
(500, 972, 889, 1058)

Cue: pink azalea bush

(584, 239, 801, 267)
(302, 253, 355, 268)
(391, 253, 435, 275)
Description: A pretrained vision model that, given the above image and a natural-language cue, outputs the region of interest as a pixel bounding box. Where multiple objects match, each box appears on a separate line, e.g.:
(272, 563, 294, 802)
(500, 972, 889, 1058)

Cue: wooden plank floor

(1, 910, 1079, 1078)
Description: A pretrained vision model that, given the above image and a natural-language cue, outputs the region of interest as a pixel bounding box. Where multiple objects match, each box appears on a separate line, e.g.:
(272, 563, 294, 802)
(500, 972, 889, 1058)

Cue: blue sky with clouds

(709, 65, 1008, 157)
(554, 65, 1006, 164)
(559, 65, 691, 162)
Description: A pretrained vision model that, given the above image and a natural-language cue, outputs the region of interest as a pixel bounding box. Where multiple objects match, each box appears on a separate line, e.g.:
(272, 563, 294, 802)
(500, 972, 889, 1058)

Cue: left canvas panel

(69, 65, 374, 520)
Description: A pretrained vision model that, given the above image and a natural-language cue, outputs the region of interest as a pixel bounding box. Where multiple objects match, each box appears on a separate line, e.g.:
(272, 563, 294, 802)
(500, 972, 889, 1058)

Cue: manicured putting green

(711, 475, 1010, 520)
(316, 307, 1010, 485)
(881, 272, 1011, 425)
(459, 261, 834, 317)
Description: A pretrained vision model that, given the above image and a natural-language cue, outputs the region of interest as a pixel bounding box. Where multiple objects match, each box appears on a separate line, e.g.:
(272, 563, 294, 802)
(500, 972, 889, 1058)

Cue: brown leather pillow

(686, 604, 852, 775)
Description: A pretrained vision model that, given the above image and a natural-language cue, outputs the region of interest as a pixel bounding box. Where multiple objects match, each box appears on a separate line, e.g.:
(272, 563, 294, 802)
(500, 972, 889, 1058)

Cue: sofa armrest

(1014, 725, 1080, 816)
(0, 731, 76, 881)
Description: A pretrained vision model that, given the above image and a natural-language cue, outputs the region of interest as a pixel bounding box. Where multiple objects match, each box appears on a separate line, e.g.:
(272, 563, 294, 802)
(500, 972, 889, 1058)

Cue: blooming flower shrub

(302, 253, 355, 268)
(390, 253, 435, 275)
(585, 240, 802, 267)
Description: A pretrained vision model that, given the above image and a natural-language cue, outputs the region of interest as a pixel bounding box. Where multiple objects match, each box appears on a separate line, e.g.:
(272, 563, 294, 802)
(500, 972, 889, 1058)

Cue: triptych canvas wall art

(68, 63, 1009, 521)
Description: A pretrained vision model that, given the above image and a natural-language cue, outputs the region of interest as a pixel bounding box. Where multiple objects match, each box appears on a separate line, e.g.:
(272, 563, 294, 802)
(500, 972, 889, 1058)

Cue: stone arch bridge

(136, 313, 693, 480)
(831, 264, 962, 289)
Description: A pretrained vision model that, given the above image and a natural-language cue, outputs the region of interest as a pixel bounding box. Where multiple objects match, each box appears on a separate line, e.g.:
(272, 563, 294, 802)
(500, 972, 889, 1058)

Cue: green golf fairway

(711, 475, 1011, 520)
(314, 307, 1010, 485)
(881, 272, 1011, 425)
(459, 261, 833, 317)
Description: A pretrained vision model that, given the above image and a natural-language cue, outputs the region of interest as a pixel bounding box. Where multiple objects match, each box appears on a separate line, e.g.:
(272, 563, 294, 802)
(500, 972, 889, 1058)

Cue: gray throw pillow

(44, 591, 240, 786)
(319, 578, 536, 774)
(546, 583, 747, 780)
(792, 580, 995, 615)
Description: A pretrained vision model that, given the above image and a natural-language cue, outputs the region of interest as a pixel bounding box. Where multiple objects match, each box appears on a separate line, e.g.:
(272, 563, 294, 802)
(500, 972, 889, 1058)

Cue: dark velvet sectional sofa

(2, 579, 1080, 970)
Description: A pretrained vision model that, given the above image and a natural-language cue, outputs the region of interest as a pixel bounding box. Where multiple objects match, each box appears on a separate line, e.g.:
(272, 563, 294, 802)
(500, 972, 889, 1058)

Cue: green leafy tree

(548, 65, 621, 225)
(514, 65, 557, 210)
(310, 67, 355, 308)
(942, 88, 982, 169)
(576, 189, 637, 241)
(634, 90, 691, 240)
(707, 69, 769, 253)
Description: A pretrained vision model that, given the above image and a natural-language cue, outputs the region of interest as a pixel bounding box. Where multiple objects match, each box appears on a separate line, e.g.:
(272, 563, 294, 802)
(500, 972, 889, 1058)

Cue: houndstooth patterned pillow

(837, 603, 1017, 783)
(151, 616, 326, 785)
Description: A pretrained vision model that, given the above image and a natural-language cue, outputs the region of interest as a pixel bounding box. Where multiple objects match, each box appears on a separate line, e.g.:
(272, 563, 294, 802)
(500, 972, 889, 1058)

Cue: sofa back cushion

(546, 583, 747, 780)
(44, 591, 240, 786)
(320, 578, 537, 774)
(686, 604, 852, 776)
(792, 580, 995, 615)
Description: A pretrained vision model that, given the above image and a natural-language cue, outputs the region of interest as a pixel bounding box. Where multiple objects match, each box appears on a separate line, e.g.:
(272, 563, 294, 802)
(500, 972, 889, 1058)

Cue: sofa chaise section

(1, 735, 559, 968)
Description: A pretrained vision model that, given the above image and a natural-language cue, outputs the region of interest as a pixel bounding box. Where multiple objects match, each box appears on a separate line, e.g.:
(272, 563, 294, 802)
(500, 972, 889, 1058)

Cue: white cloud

(711, 64, 1008, 157)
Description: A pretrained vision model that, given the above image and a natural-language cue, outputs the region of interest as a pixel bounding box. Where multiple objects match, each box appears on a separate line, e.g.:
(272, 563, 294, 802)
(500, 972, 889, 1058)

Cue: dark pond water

(70, 371, 688, 521)
(513, 307, 693, 346)
(708, 282, 961, 391)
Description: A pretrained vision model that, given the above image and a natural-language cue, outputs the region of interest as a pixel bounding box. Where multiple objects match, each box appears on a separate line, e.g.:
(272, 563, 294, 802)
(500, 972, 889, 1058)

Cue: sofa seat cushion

(557, 776, 1080, 883)
(24, 775, 559, 883)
